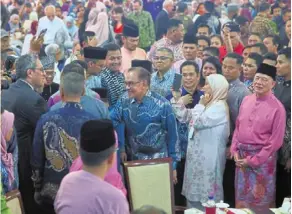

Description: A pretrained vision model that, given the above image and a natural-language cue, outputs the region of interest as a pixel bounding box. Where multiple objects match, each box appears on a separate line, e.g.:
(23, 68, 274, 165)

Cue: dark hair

(204, 1, 214, 13)
(202, 56, 222, 74)
(264, 34, 280, 47)
(278, 47, 291, 60)
(103, 43, 121, 52)
(259, 2, 270, 12)
(210, 35, 223, 45)
(247, 52, 263, 67)
(243, 44, 253, 51)
(25, 2, 32, 7)
(167, 19, 183, 31)
(72, 60, 88, 70)
(62, 63, 85, 76)
(113, 0, 123, 5)
(195, 3, 205, 14)
(128, 67, 151, 86)
(177, 2, 188, 13)
(271, 3, 281, 13)
(282, 8, 290, 16)
(197, 35, 211, 46)
(1, 3, 9, 29)
(203, 47, 220, 57)
(197, 24, 211, 34)
(55, 5, 62, 10)
(112, 6, 123, 14)
(180, 60, 200, 74)
(235, 15, 249, 26)
(251, 43, 268, 55)
(263, 52, 277, 61)
(133, 0, 143, 6)
(224, 53, 244, 65)
(10, 8, 19, 15)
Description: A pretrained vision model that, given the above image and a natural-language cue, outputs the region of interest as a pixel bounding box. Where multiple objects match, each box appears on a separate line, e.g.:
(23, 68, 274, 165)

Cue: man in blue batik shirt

(31, 71, 98, 213)
(167, 60, 203, 206)
(110, 67, 180, 182)
(150, 47, 176, 97)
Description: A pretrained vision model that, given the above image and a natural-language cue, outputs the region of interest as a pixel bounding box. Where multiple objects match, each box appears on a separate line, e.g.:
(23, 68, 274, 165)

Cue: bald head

(45, 5, 56, 21)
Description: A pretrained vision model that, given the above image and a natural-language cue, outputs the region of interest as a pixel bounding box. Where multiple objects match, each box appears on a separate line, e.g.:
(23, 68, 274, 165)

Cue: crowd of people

(0, 0, 291, 213)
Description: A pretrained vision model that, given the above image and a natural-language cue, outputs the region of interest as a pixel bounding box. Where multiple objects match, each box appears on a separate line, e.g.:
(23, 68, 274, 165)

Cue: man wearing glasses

(150, 47, 175, 97)
(40, 56, 59, 101)
(110, 66, 180, 183)
(1, 54, 48, 214)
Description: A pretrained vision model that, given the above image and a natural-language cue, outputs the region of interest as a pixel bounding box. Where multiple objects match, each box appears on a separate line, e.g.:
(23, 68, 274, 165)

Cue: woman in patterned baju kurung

(171, 74, 230, 207)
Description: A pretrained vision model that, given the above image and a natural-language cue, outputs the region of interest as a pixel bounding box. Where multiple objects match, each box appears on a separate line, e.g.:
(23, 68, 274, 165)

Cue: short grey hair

(61, 72, 85, 97)
(45, 44, 59, 57)
(156, 47, 174, 59)
(163, 0, 173, 8)
(45, 5, 56, 14)
(128, 67, 151, 86)
(15, 54, 37, 79)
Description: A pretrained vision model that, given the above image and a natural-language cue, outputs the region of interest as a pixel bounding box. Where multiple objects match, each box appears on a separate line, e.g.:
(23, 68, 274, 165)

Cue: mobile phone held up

(172, 73, 182, 92)
(39, 29, 47, 37)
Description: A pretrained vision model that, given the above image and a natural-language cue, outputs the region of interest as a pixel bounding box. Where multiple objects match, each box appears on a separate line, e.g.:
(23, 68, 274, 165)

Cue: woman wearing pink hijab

(1, 107, 18, 193)
(85, 2, 110, 46)
(70, 131, 127, 196)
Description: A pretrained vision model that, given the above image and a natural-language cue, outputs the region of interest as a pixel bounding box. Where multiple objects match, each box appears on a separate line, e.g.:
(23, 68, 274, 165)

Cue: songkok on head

(84, 31, 95, 37)
(183, 33, 197, 44)
(83, 47, 108, 60)
(123, 23, 139, 37)
(92, 88, 108, 99)
(256, 63, 277, 80)
(80, 119, 115, 153)
(132, 60, 152, 73)
(40, 56, 55, 70)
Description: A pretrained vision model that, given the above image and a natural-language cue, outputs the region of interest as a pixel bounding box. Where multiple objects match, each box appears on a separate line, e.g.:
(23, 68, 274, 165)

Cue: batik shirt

(167, 87, 203, 158)
(31, 102, 96, 204)
(150, 69, 176, 97)
(100, 68, 126, 107)
(128, 10, 156, 49)
(244, 80, 254, 93)
(110, 91, 180, 169)
(148, 38, 184, 63)
(86, 75, 102, 89)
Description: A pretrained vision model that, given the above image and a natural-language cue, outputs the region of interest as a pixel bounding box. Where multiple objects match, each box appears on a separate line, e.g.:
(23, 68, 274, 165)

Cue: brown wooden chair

(123, 158, 186, 214)
(5, 189, 25, 214)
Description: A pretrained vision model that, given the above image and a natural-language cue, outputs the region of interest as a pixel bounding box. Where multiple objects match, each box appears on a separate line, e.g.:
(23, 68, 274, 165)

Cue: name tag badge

(188, 127, 194, 139)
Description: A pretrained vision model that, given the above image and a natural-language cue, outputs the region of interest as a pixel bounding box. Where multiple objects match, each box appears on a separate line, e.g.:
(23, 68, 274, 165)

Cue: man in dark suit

(1, 54, 48, 214)
(155, 0, 174, 40)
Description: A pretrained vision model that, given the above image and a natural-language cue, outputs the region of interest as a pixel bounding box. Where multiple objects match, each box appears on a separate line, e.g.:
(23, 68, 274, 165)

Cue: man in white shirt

(36, 5, 69, 46)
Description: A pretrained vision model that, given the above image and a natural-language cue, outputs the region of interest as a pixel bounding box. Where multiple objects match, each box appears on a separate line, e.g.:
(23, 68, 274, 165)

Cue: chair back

(5, 189, 25, 214)
(123, 158, 175, 214)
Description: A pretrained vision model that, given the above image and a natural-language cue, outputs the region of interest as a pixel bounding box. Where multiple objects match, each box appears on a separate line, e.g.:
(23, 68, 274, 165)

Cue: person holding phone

(171, 73, 230, 209)
(167, 60, 203, 206)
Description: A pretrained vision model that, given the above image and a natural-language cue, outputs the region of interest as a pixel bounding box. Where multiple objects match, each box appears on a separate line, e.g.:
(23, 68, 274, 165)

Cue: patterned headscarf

(40, 56, 55, 70)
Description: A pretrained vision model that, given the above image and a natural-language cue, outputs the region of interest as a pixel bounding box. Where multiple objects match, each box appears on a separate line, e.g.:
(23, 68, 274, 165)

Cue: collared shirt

(167, 87, 204, 158)
(19, 79, 34, 90)
(227, 79, 251, 134)
(121, 47, 147, 74)
(219, 43, 245, 62)
(173, 58, 203, 74)
(36, 16, 70, 45)
(249, 13, 277, 38)
(86, 75, 102, 89)
(173, 13, 193, 31)
(148, 37, 183, 63)
(244, 79, 254, 93)
(231, 93, 286, 167)
(127, 10, 156, 48)
(31, 102, 96, 204)
(50, 96, 109, 119)
(274, 80, 291, 165)
(47, 87, 100, 108)
(110, 91, 180, 169)
(150, 68, 175, 97)
(100, 68, 126, 107)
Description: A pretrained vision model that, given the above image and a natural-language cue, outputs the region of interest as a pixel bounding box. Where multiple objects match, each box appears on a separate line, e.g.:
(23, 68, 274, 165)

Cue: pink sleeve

(246, 107, 286, 167)
(95, 93, 100, 100)
(231, 119, 240, 155)
(70, 156, 83, 172)
(47, 97, 55, 108)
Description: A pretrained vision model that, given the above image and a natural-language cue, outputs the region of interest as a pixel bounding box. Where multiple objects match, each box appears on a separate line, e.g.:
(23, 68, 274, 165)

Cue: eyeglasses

(153, 56, 172, 61)
(33, 67, 45, 73)
(125, 81, 141, 87)
(45, 71, 56, 77)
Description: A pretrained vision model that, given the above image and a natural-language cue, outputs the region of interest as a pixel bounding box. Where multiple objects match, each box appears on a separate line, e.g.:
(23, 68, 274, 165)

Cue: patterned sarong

(235, 143, 277, 212)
